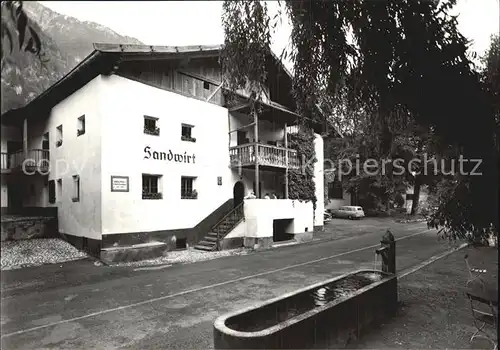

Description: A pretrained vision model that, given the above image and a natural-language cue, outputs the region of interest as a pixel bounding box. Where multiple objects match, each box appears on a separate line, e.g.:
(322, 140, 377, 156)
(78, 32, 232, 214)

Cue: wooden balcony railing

(229, 143, 300, 169)
(2, 149, 50, 173)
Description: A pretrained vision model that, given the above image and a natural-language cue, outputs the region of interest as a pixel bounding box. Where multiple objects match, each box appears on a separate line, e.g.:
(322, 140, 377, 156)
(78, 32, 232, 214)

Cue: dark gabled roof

(1, 44, 226, 125)
(1, 43, 326, 134)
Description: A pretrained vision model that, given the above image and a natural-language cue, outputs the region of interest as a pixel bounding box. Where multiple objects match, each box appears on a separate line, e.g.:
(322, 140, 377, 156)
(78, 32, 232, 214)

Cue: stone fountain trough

(213, 269, 398, 349)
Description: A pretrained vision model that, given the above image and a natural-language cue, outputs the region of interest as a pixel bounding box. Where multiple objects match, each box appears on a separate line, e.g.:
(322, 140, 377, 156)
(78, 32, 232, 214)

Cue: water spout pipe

(376, 230, 396, 275)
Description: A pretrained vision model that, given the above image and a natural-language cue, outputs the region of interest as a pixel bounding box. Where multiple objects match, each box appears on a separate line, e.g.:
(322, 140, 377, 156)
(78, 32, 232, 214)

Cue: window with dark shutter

(48, 180, 56, 204)
(181, 176, 197, 199)
(142, 174, 162, 199)
(144, 116, 160, 136)
(181, 124, 196, 142)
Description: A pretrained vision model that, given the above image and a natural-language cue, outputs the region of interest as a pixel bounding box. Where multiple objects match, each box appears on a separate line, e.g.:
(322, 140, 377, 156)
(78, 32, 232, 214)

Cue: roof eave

(1, 43, 297, 125)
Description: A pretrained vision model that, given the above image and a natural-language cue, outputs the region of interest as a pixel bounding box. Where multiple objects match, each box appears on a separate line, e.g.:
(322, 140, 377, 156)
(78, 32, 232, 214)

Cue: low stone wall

(1, 216, 59, 242)
(214, 270, 398, 349)
(243, 237, 273, 250)
(0, 207, 58, 217)
(100, 242, 169, 264)
(221, 237, 244, 251)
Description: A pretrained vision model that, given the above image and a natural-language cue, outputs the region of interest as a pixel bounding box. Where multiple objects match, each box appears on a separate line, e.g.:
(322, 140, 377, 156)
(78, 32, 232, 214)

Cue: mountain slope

(23, 1, 142, 64)
(1, 1, 143, 114)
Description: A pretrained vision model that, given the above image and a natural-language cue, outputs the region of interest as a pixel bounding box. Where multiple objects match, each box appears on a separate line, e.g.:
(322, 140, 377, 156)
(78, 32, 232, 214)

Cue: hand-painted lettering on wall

(143, 146, 196, 164)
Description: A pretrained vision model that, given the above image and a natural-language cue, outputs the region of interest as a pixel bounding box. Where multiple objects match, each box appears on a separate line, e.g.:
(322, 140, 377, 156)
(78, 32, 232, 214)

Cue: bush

(287, 127, 317, 210)
(394, 193, 405, 208)
(364, 209, 391, 217)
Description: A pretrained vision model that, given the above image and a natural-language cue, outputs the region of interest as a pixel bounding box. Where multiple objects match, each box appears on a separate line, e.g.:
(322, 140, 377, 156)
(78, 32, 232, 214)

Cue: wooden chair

(464, 254, 487, 289)
(466, 291, 498, 349)
(464, 254, 498, 349)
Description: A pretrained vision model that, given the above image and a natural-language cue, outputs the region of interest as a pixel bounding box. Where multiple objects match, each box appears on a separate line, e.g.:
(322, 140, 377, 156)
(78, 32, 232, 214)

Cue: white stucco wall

(225, 199, 313, 239)
(39, 76, 103, 240)
(3, 68, 325, 246)
(313, 134, 324, 227)
(226, 219, 246, 238)
(99, 75, 232, 234)
(1, 78, 102, 241)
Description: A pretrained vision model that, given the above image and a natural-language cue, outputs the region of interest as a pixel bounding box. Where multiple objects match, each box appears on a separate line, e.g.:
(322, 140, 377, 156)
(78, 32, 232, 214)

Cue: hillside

(1, 1, 143, 114)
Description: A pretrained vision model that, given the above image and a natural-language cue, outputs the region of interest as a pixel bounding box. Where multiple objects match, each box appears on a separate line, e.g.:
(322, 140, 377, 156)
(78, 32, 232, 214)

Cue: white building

(325, 179, 353, 211)
(1, 44, 324, 261)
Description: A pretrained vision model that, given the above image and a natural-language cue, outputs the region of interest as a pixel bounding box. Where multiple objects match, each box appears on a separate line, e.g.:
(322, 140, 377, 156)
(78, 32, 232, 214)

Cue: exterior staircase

(195, 202, 244, 251)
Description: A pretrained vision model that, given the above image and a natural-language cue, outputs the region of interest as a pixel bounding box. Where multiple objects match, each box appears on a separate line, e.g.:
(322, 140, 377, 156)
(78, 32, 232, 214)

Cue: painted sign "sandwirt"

(143, 146, 196, 164)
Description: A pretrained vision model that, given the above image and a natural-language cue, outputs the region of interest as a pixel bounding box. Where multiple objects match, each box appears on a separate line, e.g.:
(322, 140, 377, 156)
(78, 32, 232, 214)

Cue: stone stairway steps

(194, 238, 217, 251)
(194, 203, 244, 252)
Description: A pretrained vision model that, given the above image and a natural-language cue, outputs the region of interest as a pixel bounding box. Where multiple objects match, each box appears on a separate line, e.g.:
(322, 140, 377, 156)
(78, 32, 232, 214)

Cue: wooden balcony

(1, 149, 49, 174)
(229, 143, 300, 170)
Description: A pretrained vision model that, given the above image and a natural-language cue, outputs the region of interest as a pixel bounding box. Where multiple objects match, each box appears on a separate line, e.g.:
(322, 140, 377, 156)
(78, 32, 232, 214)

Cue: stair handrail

(213, 202, 244, 250)
(212, 202, 244, 231)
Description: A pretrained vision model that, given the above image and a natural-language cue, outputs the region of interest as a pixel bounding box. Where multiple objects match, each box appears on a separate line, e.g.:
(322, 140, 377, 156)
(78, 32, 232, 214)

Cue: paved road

(1, 218, 462, 349)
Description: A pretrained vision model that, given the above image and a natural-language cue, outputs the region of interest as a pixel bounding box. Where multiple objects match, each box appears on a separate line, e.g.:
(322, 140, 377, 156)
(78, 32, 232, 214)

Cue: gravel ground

(395, 218, 428, 223)
(1, 238, 89, 270)
(0, 239, 252, 270)
(112, 247, 252, 267)
(391, 212, 427, 224)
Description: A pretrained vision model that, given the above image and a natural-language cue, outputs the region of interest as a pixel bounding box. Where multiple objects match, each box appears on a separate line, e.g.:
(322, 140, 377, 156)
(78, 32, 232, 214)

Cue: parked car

(330, 206, 365, 220)
(324, 210, 332, 222)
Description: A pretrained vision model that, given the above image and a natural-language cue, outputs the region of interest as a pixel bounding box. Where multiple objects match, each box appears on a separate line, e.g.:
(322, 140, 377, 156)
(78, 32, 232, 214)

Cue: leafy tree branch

(222, 0, 498, 241)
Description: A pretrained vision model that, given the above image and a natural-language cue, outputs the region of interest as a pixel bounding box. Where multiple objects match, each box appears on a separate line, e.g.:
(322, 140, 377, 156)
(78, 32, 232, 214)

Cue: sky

(41, 0, 499, 70)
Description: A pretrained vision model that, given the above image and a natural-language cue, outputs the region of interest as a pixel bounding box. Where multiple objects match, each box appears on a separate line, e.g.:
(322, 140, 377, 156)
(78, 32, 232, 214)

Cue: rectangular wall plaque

(111, 176, 129, 192)
(217, 176, 222, 186)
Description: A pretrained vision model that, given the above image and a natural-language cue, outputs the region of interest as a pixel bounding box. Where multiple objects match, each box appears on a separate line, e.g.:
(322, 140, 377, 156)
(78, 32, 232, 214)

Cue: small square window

(181, 124, 196, 142)
(142, 174, 162, 199)
(203, 81, 210, 90)
(181, 176, 197, 199)
(72, 175, 80, 202)
(56, 125, 63, 147)
(77, 115, 85, 136)
(144, 116, 160, 136)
